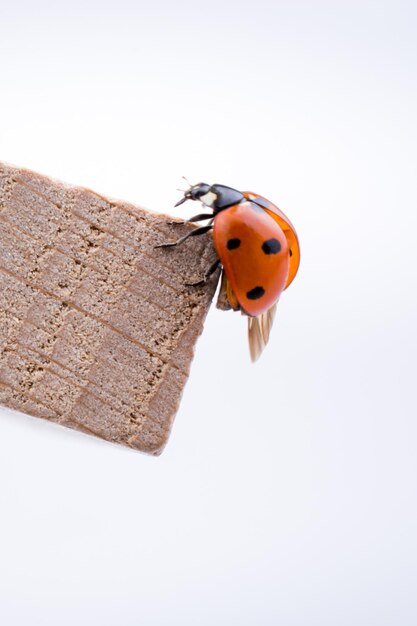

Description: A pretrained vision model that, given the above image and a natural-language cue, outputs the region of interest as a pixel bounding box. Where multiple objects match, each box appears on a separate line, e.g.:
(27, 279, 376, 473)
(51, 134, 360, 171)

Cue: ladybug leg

(154, 224, 212, 249)
(185, 258, 221, 287)
(168, 213, 213, 226)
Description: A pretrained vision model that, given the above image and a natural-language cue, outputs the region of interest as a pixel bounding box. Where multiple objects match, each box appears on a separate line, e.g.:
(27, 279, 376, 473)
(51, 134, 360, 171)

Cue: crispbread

(0, 162, 218, 454)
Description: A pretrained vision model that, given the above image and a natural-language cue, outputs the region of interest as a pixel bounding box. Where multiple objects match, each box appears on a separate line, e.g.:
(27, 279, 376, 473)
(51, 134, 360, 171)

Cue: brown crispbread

(0, 162, 218, 454)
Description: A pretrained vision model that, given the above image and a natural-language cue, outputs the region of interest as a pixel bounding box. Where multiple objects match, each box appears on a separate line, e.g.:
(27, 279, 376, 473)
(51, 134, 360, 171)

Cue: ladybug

(156, 183, 300, 361)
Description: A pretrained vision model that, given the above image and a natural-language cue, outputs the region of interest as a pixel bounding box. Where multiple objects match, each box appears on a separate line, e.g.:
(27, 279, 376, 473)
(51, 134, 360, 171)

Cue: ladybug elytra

(156, 183, 300, 361)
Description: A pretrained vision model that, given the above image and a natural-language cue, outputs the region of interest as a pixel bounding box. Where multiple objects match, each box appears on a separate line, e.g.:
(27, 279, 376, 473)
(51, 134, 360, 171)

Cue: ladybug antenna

(182, 175, 193, 188)
(175, 176, 194, 206)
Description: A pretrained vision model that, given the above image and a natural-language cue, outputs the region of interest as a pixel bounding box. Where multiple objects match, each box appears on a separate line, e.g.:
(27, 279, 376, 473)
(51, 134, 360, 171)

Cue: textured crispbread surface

(0, 162, 218, 454)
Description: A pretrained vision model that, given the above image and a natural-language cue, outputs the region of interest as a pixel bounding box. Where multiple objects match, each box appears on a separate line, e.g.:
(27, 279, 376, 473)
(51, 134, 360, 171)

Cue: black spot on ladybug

(227, 238, 241, 250)
(289, 249, 293, 257)
(262, 238, 281, 254)
(246, 286, 265, 300)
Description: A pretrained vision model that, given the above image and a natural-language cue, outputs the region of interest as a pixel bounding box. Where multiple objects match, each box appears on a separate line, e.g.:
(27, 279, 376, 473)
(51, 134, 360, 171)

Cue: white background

(1, 1, 417, 624)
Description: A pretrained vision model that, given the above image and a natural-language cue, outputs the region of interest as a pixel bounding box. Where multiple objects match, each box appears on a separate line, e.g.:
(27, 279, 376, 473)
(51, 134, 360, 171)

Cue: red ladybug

(156, 183, 300, 360)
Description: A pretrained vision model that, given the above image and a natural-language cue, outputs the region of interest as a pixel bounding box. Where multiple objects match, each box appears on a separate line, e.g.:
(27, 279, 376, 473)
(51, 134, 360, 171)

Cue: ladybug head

(175, 182, 211, 207)
(175, 182, 244, 211)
